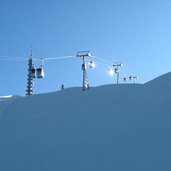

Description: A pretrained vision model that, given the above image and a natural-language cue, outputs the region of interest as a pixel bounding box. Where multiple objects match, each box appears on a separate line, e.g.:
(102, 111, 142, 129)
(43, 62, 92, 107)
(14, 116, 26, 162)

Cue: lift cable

(42, 55, 75, 61)
(0, 56, 28, 61)
(0, 55, 75, 62)
(0, 55, 138, 78)
(94, 56, 112, 64)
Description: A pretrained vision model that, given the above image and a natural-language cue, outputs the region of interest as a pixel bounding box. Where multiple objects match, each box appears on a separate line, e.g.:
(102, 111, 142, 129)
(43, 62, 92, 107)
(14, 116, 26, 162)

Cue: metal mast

(129, 75, 138, 84)
(82, 56, 89, 90)
(113, 63, 123, 84)
(26, 52, 34, 96)
(77, 51, 92, 91)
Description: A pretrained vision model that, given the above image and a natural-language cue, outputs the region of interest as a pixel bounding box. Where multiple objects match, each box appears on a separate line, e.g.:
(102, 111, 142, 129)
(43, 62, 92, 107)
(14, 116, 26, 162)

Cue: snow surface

(0, 95, 12, 99)
(0, 95, 14, 102)
(0, 72, 171, 171)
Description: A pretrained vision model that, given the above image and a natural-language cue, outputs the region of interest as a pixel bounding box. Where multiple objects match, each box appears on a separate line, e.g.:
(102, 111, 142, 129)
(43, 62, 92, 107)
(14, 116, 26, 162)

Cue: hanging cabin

(36, 67, 44, 79)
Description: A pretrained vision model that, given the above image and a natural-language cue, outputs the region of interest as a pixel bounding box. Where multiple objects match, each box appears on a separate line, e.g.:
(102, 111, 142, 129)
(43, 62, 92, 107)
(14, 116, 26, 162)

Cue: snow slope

(0, 73, 171, 171)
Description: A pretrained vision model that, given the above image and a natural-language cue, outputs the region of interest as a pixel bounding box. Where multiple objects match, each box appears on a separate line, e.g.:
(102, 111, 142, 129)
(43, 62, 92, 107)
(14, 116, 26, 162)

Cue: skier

(61, 84, 64, 90)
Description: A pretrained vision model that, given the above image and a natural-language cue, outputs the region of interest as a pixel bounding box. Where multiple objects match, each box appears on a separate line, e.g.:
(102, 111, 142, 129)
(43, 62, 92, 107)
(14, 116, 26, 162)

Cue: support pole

(82, 57, 89, 91)
(77, 51, 92, 91)
(133, 78, 136, 84)
(26, 57, 34, 96)
(113, 63, 123, 84)
(129, 75, 138, 84)
(117, 71, 119, 84)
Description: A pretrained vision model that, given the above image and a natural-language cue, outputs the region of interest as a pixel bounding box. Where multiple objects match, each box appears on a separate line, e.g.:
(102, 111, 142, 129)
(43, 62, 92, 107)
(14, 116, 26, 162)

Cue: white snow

(0, 95, 12, 98)
(0, 72, 171, 170)
(0, 95, 12, 101)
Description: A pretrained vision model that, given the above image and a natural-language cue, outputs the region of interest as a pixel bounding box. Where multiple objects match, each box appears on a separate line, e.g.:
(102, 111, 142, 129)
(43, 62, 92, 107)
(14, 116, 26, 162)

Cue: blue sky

(0, 0, 171, 96)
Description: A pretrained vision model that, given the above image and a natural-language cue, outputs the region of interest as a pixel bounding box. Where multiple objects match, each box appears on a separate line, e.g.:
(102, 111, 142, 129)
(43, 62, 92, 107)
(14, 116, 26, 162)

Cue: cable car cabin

(30, 67, 36, 78)
(88, 61, 96, 68)
(36, 67, 44, 79)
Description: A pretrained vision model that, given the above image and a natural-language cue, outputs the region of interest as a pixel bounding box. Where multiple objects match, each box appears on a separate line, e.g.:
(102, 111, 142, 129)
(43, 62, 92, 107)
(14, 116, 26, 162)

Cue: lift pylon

(77, 51, 93, 91)
(113, 63, 123, 84)
(26, 54, 34, 96)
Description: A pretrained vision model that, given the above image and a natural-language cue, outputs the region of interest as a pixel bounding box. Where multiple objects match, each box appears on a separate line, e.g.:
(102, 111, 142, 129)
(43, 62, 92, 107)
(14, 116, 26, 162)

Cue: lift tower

(77, 51, 92, 91)
(113, 63, 123, 84)
(129, 75, 139, 84)
(26, 53, 34, 96)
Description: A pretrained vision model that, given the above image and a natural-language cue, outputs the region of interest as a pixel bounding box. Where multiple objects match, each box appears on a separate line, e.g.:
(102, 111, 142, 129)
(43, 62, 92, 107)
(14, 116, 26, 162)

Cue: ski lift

(108, 68, 114, 76)
(129, 75, 139, 83)
(77, 51, 92, 58)
(30, 66, 36, 78)
(36, 67, 44, 79)
(88, 60, 96, 68)
(36, 58, 45, 79)
(113, 63, 123, 67)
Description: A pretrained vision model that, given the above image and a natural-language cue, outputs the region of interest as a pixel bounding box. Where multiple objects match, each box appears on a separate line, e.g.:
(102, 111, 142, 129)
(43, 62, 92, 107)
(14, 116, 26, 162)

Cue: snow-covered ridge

(0, 95, 12, 99)
(0, 72, 171, 171)
(0, 95, 12, 98)
(0, 95, 20, 101)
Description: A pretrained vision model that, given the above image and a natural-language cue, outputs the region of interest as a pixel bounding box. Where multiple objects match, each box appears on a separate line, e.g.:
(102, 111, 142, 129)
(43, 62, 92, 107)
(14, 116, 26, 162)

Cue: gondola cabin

(88, 61, 96, 68)
(36, 67, 44, 79)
